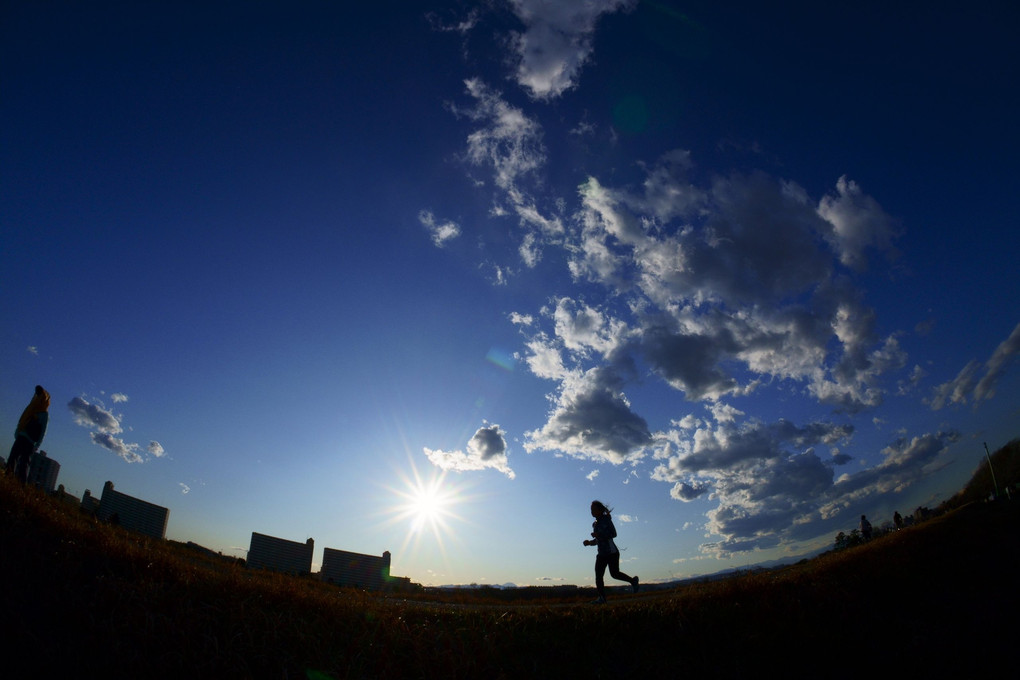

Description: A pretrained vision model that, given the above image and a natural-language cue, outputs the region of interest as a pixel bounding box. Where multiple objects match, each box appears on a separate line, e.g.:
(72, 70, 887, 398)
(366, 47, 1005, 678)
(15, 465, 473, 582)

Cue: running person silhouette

(583, 500, 639, 603)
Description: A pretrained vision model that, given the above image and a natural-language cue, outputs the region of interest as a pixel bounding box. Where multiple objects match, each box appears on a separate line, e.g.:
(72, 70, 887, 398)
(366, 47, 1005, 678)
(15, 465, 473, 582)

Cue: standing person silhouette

(6, 385, 49, 483)
(583, 500, 639, 603)
(859, 514, 873, 541)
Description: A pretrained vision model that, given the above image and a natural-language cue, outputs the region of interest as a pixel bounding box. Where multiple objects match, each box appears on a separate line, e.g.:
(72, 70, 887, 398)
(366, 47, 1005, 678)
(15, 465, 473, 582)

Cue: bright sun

(406, 480, 452, 533)
(384, 463, 463, 541)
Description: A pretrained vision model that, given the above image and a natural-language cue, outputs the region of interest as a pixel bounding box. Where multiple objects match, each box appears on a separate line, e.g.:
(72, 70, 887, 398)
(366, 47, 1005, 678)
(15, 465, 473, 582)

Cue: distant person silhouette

(583, 500, 639, 603)
(6, 385, 49, 483)
(859, 514, 872, 541)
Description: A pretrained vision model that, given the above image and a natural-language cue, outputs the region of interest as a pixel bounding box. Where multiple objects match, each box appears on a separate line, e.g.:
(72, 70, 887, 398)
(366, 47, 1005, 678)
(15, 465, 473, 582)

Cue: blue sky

(2, 1, 1018, 587)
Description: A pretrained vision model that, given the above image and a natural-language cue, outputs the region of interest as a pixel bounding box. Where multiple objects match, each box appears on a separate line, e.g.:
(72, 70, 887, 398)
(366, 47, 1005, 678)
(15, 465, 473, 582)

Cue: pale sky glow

(2, 1, 1018, 587)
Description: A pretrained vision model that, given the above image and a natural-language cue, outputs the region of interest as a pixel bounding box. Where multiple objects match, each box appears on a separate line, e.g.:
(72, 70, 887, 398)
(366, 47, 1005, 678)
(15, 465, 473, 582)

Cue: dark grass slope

(2, 474, 1016, 679)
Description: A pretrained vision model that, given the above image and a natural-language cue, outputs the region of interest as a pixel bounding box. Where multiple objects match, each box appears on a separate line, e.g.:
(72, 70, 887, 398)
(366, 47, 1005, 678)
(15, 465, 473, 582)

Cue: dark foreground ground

(1, 476, 1017, 679)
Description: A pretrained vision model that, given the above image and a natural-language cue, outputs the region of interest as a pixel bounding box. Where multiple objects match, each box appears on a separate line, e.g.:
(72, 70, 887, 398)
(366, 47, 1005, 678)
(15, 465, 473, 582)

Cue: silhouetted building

(80, 489, 100, 514)
(27, 450, 60, 492)
(247, 532, 314, 575)
(320, 548, 392, 590)
(53, 484, 80, 508)
(96, 481, 169, 540)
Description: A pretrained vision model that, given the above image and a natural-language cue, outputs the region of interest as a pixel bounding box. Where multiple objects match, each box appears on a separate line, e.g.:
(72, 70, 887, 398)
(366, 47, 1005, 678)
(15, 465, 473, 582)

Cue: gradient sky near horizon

(3, 1, 1018, 587)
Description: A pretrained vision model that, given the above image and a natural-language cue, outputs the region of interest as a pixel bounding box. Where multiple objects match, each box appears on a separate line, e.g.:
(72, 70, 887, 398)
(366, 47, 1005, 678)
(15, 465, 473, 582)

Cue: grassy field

(1, 473, 1016, 679)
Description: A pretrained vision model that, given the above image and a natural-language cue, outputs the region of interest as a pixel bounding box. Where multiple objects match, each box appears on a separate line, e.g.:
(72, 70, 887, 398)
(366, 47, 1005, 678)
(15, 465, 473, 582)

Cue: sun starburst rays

(377, 457, 474, 566)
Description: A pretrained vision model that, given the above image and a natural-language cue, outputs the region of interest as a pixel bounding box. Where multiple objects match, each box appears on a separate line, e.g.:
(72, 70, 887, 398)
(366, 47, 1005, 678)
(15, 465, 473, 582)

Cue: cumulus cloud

(817, 175, 900, 270)
(551, 297, 626, 355)
(648, 416, 958, 557)
(505, 0, 637, 100)
(419, 209, 461, 247)
(931, 322, 1020, 409)
(68, 396, 122, 433)
(647, 416, 885, 557)
(111, 393, 129, 403)
(91, 432, 143, 464)
(510, 163, 907, 467)
(525, 366, 652, 464)
(424, 423, 516, 479)
(431, 24, 943, 559)
(69, 394, 163, 464)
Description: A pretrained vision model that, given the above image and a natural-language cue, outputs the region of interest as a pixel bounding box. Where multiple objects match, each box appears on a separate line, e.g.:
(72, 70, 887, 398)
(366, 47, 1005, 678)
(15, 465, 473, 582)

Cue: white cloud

(509, 311, 534, 326)
(551, 297, 625, 355)
(68, 396, 122, 433)
(930, 361, 979, 410)
(708, 402, 744, 424)
(817, 175, 899, 270)
(898, 364, 927, 395)
(586, 469, 600, 481)
(27, 346, 38, 355)
(179, 483, 190, 494)
(426, 8, 479, 35)
(111, 393, 129, 403)
(650, 418, 862, 554)
(91, 432, 143, 463)
(429, 24, 951, 560)
(648, 420, 959, 557)
(521, 336, 567, 380)
(506, 0, 637, 100)
(462, 78, 546, 192)
(425, 423, 516, 479)
(973, 321, 1020, 402)
(452, 78, 569, 268)
(819, 431, 959, 518)
(931, 322, 1020, 409)
(524, 366, 652, 464)
(492, 157, 913, 557)
(513, 163, 908, 426)
(69, 395, 164, 464)
(418, 209, 462, 247)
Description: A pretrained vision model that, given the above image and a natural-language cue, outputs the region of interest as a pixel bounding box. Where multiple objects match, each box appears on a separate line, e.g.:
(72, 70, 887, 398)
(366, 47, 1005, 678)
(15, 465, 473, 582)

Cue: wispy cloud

(931, 322, 1020, 409)
(974, 322, 1020, 401)
(451, 78, 563, 265)
(418, 209, 461, 247)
